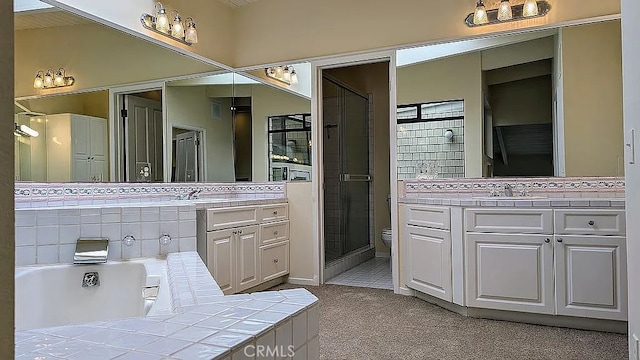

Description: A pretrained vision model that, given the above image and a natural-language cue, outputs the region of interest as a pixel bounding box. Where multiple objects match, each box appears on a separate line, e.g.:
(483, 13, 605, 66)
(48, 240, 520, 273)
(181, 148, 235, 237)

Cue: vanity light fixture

(466, 0, 551, 27)
(14, 123, 39, 138)
(265, 65, 298, 85)
(33, 68, 75, 89)
(141, 2, 198, 45)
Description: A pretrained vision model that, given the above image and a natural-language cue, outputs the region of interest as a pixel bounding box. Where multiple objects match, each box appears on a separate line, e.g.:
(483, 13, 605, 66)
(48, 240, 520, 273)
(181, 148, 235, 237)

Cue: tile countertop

(398, 197, 625, 208)
(15, 252, 319, 360)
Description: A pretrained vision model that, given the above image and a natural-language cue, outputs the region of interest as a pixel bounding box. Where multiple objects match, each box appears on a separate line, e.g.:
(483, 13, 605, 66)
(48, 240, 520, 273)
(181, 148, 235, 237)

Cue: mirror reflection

(396, 20, 623, 179)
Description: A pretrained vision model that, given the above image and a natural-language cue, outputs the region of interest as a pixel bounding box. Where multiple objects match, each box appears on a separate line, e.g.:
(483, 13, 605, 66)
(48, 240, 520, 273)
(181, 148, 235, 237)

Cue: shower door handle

(339, 174, 372, 182)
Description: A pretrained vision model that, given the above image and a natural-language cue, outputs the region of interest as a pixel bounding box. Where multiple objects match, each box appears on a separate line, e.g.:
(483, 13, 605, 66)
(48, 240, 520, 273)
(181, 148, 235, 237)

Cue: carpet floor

(271, 283, 628, 360)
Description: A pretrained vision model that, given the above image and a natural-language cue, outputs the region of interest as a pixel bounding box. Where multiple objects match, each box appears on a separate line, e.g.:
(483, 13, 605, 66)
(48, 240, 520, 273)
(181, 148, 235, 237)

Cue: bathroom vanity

(400, 198, 627, 331)
(196, 202, 291, 294)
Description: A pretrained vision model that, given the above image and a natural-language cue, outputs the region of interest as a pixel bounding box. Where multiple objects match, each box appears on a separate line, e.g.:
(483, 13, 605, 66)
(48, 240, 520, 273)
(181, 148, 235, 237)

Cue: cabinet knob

(239, 230, 243, 234)
(544, 238, 550, 243)
(273, 211, 278, 215)
(274, 231, 279, 235)
(588, 220, 595, 226)
(273, 259, 279, 263)
(557, 238, 563, 243)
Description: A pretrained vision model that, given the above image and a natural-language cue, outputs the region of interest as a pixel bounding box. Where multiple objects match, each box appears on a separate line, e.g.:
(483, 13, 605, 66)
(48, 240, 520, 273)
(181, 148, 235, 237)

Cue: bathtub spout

(74, 238, 109, 264)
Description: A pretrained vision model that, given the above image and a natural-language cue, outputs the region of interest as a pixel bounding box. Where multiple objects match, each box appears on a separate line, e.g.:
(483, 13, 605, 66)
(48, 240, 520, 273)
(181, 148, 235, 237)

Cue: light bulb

(523, 0, 539, 17)
(275, 66, 284, 79)
(291, 70, 298, 85)
(171, 14, 184, 39)
(155, 3, 169, 33)
(33, 72, 44, 89)
(283, 67, 291, 82)
(473, 0, 488, 25)
(54, 68, 65, 86)
(185, 18, 198, 44)
(497, 0, 513, 21)
(43, 70, 54, 88)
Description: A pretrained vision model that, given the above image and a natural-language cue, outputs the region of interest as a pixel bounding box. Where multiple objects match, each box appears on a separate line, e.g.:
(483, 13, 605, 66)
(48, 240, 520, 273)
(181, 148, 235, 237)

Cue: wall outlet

(633, 334, 640, 360)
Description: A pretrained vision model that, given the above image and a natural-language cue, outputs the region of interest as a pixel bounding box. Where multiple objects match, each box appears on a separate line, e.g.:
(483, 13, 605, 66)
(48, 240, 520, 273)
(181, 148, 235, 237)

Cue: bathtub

(15, 258, 172, 331)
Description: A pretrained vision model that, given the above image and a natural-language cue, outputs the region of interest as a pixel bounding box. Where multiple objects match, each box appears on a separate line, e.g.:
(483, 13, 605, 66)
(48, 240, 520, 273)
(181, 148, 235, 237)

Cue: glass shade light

(54, 68, 65, 86)
(43, 69, 54, 88)
(497, 0, 513, 21)
(473, 0, 488, 25)
(33, 71, 44, 89)
(523, 0, 539, 17)
(283, 66, 292, 82)
(155, 3, 169, 33)
(171, 13, 184, 39)
(275, 66, 284, 78)
(185, 18, 198, 44)
(290, 70, 298, 85)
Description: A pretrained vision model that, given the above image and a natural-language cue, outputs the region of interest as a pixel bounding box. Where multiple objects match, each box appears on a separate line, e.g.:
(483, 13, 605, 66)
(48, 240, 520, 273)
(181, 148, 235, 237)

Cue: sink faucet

(504, 184, 513, 197)
(175, 189, 202, 200)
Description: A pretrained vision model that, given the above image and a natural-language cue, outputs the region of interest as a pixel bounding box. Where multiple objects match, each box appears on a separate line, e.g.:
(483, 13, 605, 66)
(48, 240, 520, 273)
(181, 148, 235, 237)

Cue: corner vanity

(196, 201, 291, 294)
(400, 177, 628, 332)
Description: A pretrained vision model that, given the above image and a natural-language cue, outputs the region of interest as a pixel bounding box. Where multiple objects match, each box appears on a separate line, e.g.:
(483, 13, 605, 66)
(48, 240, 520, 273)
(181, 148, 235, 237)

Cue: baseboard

(414, 291, 468, 316)
(375, 252, 391, 258)
(396, 287, 415, 296)
(287, 277, 318, 286)
(242, 277, 285, 293)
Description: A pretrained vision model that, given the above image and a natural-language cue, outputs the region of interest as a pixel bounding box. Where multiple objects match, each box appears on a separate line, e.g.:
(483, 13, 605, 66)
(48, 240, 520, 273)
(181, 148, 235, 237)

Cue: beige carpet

(272, 284, 628, 360)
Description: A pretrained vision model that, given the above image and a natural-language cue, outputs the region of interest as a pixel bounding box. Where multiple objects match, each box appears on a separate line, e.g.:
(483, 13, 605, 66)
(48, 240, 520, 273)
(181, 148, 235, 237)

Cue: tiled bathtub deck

(15, 252, 319, 360)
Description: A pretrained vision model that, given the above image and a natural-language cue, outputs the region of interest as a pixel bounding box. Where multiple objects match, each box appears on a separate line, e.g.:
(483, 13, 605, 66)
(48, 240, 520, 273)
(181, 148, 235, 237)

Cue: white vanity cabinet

(45, 113, 108, 182)
(197, 203, 290, 295)
(465, 208, 627, 320)
(402, 205, 453, 302)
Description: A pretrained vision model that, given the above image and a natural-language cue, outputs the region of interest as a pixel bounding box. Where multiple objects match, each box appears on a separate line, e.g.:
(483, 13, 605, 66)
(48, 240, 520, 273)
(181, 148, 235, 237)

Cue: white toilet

(381, 194, 392, 249)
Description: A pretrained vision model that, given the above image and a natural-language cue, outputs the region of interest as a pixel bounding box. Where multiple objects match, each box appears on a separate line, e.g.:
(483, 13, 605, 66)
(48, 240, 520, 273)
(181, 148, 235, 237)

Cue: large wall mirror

(396, 19, 623, 179)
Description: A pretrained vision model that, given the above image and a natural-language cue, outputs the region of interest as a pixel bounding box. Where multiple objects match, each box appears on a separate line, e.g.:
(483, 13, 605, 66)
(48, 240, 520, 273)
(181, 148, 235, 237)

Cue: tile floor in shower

(325, 257, 393, 290)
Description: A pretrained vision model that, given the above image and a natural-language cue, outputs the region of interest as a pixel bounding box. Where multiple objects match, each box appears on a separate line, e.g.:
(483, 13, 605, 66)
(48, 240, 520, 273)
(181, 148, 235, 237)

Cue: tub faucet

(74, 238, 109, 264)
(504, 184, 513, 197)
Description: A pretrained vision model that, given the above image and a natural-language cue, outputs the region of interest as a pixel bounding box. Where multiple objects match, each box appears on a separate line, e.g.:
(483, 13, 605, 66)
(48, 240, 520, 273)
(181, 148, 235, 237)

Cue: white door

(555, 235, 627, 320)
(466, 233, 555, 314)
(174, 130, 201, 182)
(124, 95, 163, 182)
(206, 229, 235, 294)
(405, 225, 452, 301)
(236, 225, 260, 292)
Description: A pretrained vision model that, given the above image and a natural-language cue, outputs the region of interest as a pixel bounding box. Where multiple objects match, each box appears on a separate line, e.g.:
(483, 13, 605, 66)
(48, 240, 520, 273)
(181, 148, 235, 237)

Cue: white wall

(621, 0, 640, 358)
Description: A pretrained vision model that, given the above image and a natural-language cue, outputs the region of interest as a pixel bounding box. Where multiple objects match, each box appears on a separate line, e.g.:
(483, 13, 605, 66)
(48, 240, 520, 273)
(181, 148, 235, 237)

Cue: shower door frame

(311, 50, 401, 294)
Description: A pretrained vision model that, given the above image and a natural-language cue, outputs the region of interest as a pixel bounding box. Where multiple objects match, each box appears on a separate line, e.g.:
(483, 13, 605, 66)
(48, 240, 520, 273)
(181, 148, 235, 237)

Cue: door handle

(626, 129, 635, 165)
(556, 238, 563, 243)
(544, 238, 550, 243)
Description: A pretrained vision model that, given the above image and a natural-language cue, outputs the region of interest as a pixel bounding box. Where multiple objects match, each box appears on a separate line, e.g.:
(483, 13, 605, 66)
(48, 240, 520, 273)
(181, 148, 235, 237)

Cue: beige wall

(248, 84, 312, 181)
(15, 23, 217, 98)
(286, 182, 316, 283)
(490, 75, 553, 127)
(562, 21, 623, 177)
(18, 91, 109, 119)
(1, 0, 14, 357)
(324, 62, 391, 255)
(233, 0, 620, 67)
(165, 86, 236, 182)
(398, 53, 484, 177)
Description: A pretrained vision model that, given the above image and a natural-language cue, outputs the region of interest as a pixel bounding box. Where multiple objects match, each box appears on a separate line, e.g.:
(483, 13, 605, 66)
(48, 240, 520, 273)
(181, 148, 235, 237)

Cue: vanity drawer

(404, 205, 450, 230)
(554, 209, 626, 236)
(466, 208, 553, 234)
(260, 241, 290, 282)
(206, 206, 259, 231)
(260, 221, 290, 246)
(261, 203, 289, 222)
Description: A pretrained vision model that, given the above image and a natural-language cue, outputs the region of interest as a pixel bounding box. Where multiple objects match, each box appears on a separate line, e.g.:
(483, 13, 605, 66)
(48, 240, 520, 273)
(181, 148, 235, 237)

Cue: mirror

(396, 19, 623, 179)
(165, 66, 312, 183)
(14, 6, 220, 182)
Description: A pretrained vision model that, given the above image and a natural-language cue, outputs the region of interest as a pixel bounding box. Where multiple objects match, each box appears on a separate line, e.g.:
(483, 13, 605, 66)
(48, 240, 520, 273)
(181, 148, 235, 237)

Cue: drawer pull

(557, 237, 563, 243)
(544, 238, 550, 243)
(274, 231, 279, 235)
(238, 230, 243, 234)
(273, 211, 278, 215)
(273, 259, 279, 263)
(588, 220, 595, 226)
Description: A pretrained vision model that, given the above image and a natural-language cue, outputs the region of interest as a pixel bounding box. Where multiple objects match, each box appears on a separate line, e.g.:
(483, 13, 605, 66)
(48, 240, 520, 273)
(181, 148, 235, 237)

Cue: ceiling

(218, 0, 262, 7)
(15, 9, 92, 31)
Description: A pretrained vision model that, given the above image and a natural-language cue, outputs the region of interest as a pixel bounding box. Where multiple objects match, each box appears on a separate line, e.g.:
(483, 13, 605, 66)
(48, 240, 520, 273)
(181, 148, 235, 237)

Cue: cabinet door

(260, 241, 290, 282)
(405, 225, 452, 301)
(236, 225, 260, 292)
(72, 156, 90, 182)
(555, 235, 627, 320)
(466, 233, 554, 314)
(206, 229, 235, 294)
(90, 118, 107, 158)
(71, 117, 90, 157)
(89, 157, 107, 182)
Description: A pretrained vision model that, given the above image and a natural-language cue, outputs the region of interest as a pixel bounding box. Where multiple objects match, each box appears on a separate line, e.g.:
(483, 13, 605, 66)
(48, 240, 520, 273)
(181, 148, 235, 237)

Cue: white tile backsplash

(37, 245, 59, 264)
(16, 246, 36, 266)
(15, 227, 36, 247)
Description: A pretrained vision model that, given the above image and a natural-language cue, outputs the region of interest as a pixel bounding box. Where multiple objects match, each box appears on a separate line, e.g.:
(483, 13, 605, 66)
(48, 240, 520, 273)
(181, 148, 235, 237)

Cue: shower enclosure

(322, 76, 371, 264)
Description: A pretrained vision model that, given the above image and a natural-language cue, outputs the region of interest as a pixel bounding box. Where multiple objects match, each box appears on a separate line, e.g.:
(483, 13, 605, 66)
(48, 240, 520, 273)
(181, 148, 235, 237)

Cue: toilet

(381, 194, 392, 249)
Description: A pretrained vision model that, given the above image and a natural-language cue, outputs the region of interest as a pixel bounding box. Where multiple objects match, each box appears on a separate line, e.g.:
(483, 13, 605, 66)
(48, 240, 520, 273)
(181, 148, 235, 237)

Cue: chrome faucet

(175, 189, 202, 200)
(74, 238, 109, 264)
(504, 184, 513, 197)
